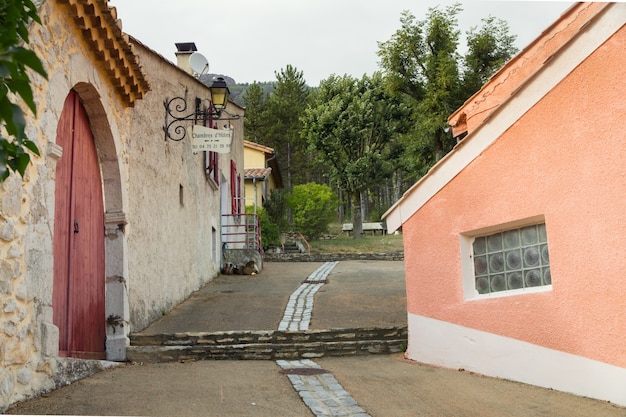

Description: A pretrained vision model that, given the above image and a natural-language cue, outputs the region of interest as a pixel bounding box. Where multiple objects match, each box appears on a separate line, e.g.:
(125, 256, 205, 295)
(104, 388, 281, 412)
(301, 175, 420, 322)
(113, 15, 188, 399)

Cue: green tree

(301, 72, 409, 239)
(378, 4, 517, 184)
(0, 0, 47, 181)
(378, 5, 463, 164)
(463, 16, 517, 96)
(264, 65, 310, 192)
(242, 82, 269, 143)
(263, 189, 288, 233)
(288, 182, 338, 240)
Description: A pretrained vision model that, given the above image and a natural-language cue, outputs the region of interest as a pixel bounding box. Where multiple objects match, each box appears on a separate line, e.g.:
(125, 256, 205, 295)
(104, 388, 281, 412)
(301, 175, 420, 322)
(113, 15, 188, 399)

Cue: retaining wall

(263, 252, 404, 262)
(127, 327, 408, 362)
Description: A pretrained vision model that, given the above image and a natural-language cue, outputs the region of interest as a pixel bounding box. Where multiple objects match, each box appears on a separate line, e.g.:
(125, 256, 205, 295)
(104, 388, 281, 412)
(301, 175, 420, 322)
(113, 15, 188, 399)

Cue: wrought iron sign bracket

(163, 76, 240, 142)
(163, 92, 209, 142)
(163, 94, 241, 142)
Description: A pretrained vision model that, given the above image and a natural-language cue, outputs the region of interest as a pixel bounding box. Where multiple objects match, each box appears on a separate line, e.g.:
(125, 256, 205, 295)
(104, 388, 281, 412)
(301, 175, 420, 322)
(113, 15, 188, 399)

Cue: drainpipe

(253, 177, 258, 214)
(265, 151, 277, 202)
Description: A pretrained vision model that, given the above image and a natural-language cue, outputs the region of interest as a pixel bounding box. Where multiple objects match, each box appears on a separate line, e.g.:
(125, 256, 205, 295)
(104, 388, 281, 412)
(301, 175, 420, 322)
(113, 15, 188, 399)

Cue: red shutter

(207, 114, 219, 184)
(213, 152, 219, 184)
(230, 160, 237, 214)
(237, 173, 242, 214)
(207, 151, 219, 185)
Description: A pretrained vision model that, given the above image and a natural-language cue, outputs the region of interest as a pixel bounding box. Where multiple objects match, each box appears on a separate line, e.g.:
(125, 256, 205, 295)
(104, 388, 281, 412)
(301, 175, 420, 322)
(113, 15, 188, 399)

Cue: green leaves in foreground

(0, 0, 48, 182)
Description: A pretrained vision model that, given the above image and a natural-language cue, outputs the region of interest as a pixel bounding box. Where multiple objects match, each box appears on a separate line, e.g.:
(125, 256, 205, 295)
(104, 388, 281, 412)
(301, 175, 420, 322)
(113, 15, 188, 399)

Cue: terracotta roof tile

(244, 168, 272, 179)
(56, 0, 150, 107)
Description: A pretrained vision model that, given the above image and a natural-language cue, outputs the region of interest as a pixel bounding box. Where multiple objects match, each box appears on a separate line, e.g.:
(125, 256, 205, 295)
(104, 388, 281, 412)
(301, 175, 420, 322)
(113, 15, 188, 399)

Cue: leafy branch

(0, 0, 48, 182)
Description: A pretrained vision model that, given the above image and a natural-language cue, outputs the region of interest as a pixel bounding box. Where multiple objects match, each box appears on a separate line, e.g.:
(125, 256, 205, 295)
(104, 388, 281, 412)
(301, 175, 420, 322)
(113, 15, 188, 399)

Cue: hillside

(198, 73, 276, 107)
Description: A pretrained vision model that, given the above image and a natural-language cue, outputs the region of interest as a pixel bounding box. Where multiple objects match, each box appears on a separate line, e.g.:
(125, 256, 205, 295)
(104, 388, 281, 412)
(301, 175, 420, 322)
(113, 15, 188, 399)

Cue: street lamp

(208, 77, 229, 116)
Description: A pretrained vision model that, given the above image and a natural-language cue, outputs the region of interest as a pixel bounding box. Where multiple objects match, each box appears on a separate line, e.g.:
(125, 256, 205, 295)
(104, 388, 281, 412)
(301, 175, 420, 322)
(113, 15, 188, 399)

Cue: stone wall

(0, 0, 244, 410)
(0, 1, 124, 408)
(263, 252, 404, 262)
(122, 41, 238, 332)
(127, 327, 408, 362)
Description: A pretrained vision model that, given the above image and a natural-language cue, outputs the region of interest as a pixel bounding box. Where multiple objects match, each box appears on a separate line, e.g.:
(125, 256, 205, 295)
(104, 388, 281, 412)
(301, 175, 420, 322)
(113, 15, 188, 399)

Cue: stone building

(0, 0, 244, 409)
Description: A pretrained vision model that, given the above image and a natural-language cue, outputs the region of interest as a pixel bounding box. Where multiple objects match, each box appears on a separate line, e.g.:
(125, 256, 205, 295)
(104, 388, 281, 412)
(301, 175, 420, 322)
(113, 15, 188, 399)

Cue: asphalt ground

(137, 260, 407, 334)
(7, 261, 626, 416)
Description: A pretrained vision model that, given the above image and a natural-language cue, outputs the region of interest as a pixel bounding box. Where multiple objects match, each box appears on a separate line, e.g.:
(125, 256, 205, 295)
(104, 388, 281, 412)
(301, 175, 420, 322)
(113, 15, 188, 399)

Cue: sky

(108, 1, 574, 86)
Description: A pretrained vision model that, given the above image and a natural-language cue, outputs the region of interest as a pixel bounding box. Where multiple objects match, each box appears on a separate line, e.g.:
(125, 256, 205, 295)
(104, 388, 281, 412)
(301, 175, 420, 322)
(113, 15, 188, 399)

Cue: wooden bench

(342, 222, 387, 236)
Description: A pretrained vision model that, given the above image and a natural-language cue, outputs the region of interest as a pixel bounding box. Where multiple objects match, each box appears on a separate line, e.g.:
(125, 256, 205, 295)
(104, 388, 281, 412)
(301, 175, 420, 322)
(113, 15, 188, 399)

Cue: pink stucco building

(384, 2, 626, 405)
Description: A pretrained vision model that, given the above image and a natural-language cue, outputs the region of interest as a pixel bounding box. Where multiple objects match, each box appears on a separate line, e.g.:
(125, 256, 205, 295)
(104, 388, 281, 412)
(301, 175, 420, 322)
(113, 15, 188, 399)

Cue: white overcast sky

(108, 1, 574, 86)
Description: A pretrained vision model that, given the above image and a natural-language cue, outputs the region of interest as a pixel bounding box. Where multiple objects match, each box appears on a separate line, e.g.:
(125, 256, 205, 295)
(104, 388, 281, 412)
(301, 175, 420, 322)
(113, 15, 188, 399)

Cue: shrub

(288, 183, 338, 240)
(263, 189, 288, 232)
(245, 206, 280, 248)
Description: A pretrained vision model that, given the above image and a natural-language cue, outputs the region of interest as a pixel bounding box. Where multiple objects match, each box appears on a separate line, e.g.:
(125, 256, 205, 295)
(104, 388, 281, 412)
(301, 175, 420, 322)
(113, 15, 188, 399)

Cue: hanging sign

(189, 125, 232, 153)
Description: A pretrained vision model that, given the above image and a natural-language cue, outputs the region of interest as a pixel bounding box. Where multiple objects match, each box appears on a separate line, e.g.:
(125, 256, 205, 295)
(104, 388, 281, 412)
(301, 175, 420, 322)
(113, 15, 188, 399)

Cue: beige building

(0, 0, 244, 410)
(243, 140, 283, 211)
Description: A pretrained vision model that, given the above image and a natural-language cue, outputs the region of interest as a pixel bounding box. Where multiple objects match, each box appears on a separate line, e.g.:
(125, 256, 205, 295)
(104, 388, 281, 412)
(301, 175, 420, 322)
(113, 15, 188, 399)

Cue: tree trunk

(360, 191, 367, 223)
(286, 141, 292, 224)
(393, 170, 402, 202)
(351, 191, 363, 240)
(338, 187, 344, 224)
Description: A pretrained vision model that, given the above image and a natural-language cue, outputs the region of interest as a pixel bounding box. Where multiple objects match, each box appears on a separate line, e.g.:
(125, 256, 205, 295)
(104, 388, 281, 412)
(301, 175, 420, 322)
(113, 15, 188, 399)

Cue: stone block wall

(263, 252, 404, 262)
(0, 175, 57, 411)
(127, 327, 408, 362)
(0, 0, 244, 410)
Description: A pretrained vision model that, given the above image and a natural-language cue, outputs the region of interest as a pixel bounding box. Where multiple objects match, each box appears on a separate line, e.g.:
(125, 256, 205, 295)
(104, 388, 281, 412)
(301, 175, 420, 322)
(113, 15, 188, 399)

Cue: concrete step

(282, 242, 301, 253)
(127, 326, 407, 363)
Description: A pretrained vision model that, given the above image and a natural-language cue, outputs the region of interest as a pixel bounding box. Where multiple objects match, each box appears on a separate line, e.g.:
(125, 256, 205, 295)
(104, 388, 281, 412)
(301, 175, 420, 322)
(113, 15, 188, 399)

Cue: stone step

(282, 242, 301, 253)
(127, 326, 407, 363)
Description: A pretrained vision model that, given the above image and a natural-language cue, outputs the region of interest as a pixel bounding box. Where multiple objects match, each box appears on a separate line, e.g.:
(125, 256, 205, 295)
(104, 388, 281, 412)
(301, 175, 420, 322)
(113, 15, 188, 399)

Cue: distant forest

(198, 73, 276, 107)
(190, 4, 522, 239)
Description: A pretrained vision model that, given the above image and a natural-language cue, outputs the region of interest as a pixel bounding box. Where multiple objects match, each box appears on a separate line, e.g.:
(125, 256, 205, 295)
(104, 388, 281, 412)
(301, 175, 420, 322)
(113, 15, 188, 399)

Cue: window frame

(460, 216, 553, 300)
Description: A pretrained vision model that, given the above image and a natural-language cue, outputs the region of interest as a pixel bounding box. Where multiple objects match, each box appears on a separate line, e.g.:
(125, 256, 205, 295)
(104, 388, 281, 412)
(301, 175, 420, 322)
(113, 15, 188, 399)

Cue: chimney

(175, 42, 197, 74)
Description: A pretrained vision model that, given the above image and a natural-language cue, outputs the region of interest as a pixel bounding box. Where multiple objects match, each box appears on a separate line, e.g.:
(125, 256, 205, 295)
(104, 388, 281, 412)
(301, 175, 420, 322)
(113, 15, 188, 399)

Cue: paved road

(136, 260, 407, 334)
(6, 261, 626, 416)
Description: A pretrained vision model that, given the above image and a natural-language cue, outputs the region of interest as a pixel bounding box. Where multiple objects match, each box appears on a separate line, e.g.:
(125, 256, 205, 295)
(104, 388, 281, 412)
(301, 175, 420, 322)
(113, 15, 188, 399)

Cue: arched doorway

(53, 90, 106, 359)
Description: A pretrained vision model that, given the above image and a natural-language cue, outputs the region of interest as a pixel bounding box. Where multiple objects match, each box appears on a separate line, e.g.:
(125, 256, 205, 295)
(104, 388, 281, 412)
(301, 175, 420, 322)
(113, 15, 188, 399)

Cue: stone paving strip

(277, 262, 372, 416)
(277, 359, 371, 417)
(278, 261, 339, 331)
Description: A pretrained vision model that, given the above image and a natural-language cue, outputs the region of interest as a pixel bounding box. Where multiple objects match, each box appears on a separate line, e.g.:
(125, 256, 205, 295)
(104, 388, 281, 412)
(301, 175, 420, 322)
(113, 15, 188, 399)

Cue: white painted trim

(407, 313, 626, 407)
(384, 4, 626, 232)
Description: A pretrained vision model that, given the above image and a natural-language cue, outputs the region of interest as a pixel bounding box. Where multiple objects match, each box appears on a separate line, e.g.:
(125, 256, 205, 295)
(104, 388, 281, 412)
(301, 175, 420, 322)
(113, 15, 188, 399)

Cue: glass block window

(472, 224, 551, 295)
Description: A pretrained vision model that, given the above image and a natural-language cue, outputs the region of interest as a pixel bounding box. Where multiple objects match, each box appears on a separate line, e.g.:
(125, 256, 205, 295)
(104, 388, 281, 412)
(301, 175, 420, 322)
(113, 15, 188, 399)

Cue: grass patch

(308, 232, 404, 254)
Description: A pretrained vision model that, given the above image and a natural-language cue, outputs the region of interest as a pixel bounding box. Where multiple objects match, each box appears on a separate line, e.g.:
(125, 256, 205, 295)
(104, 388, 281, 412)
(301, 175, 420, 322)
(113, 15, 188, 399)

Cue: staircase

(282, 241, 302, 254)
(126, 327, 407, 363)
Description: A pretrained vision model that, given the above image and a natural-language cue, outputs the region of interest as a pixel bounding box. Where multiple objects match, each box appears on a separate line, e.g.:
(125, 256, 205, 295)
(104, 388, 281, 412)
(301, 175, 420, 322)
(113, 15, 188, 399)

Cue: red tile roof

(244, 168, 272, 179)
(57, 0, 150, 107)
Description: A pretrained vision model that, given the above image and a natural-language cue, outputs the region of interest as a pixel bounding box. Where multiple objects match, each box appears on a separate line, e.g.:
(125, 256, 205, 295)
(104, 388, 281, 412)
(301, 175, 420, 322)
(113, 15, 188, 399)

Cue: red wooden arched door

(53, 90, 106, 359)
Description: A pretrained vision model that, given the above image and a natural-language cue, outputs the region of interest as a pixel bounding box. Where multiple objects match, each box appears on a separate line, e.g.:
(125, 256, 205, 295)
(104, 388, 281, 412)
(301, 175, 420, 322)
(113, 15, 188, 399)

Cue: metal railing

(221, 213, 263, 258)
(295, 231, 311, 254)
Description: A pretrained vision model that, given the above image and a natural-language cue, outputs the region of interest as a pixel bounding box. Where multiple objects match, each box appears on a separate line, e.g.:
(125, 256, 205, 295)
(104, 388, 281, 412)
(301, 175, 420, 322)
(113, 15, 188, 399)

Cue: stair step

(127, 326, 407, 363)
(283, 243, 301, 253)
